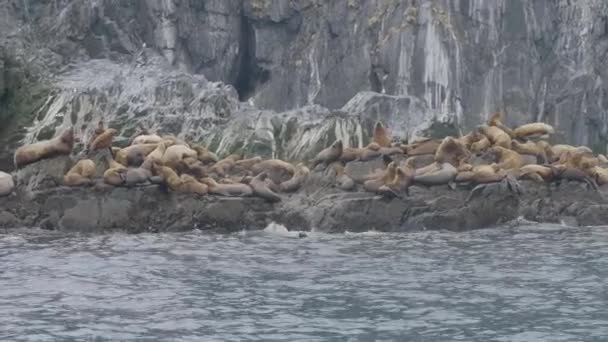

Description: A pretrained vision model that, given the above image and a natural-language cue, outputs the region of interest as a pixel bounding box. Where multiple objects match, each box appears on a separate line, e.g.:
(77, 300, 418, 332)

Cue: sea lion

(0, 171, 15, 196)
(121, 158, 159, 187)
(200, 177, 253, 197)
(191, 145, 219, 164)
(413, 162, 458, 186)
(470, 136, 491, 154)
(487, 112, 514, 136)
(235, 156, 262, 170)
(404, 139, 441, 156)
(63, 159, 96, 186)
(478, 124, 512, 149)
(210, 154, 242, 177)
(373, 121, 392, 147)
(434, 136, 470, 167)
(598, 154, 608, 166)
(358, 143, 382, 161)
(103, 154, 128, 186)
(162, 144, 198, 165)
(591, 166, 608, 185)
(378, 158, 416, 197)
(146, 141, 169, 162)
(339, 146, 364, 163)
(86, 120, 105, 150)
(311, 140, 343, 169)
(512, 140, 547, 164)
(156, 165, 207, 194)
(115, 143, 158, 167)
(131, 134, 162, 145)
(363, 162, 397, 193)
(14, 128, 75, 168)
(279, 163, 310, 192)
(331, 162, 355, 191)
(251, 159, 296, 183)
(550, 164, 598, 190)
(89, 128, 118, 152)
(487, 146, 523, 170)
(518, 164, 553, 182)
(513, 122, 555, 139)
(249, 172, 281, 202)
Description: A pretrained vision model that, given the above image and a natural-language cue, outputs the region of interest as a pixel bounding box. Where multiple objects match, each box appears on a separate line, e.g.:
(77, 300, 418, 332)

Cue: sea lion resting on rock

(312, 140, 343, 169)
(0, 171, 15, 196)
(131, 134, 162, 145)
(550, 164, 598, 190)
(364, 162, 397, 193)
(14, 128, 75, 168)
(378, 158, 416, 197)
(373, 121, 392, 148)
(487, 112, 514, 137)
(249, 172, 281, 202)
(115, 143, 158, 167)
(121, 158, 161, 187)
(403, 138, 441, 156)
(513, 122, 554, 139)
(86, 120, 105, 150)
(211, 154, 242, 177)
(191, 145, 219, 164)
(156, 165, 207, 194)
(478, 124, 512, 149)
(89, 128, 118, 152)
(63, 159, 96, 186)
(413, 162, 458, 186)
(331, 162, 355, 191)
(279, 163, 310, 192)
(251, 159, 296, 183)
(434, 136, 470, 167)
(200, 177, 253, 197)
(162, 144, 198, 165)
(103, 155, 128, 186)
(486, 146, 524, 170)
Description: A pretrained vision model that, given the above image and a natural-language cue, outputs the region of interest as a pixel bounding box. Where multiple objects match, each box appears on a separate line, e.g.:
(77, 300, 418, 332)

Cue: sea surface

(1, 223, 607, 341)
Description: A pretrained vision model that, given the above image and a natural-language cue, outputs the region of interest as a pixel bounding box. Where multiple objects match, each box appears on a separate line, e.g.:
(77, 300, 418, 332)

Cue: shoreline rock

(1, 169, 607, 233)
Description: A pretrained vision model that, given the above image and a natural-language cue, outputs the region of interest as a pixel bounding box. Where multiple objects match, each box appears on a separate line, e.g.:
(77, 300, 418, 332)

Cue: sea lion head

(332, 140, 343, 150)
(106, 128, 119, 136)
(367, 142, 381, 151)
(60, 127, 75, 144)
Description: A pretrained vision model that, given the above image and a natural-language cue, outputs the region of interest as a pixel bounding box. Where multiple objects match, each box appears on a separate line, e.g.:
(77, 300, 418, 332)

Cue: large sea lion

(487, 112, 514, 137)
(211, 154, 242, 176)
(470, 136, 491, 154)
(403, 138, 441, 156)
(115, 143, 158, 167)
(487, 146, 523, 170)
(156, 165, 207, 194)
(518, 164, 553, 183)
(86, 120, 105, 150)
(162, 144, 198, 165)
(63, 159, 96, 186)
(413, 162, 458, 186)
(251, 159, 296, 183)
(378, 158, 416, 197)
(200, 177, 253, 197)
(131, 134, 162, 145)
(478, 124, 512, 149)
(511, 140, 547, 164)
(550, 164, 598, 190)
(456, 164, 506, 184)
(0, 171, 15, 196)
(103, 155, 128, 186)
(363, 162, 397, 193)
(373, 121, 392, 147)
(591, 166, 608, 185)
(434, 136, 470, 167)
(513, 122, 554, 139)
(89, 128, 118, 152)
(331, 162, 355, 191)
(191, 145, 219, 164)
(146, 141, 169, 162)
(249, 173, 281, 202)
(279, 163, 310, 192)
(122, 158, 159, 187)
(358, 143, 382, 161)
(14, 128, 75, 168)
(311, 140, 343, 169)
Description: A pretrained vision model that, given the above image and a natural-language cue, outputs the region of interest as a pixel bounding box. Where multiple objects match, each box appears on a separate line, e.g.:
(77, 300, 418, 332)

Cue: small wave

(263, 222, 308, 238)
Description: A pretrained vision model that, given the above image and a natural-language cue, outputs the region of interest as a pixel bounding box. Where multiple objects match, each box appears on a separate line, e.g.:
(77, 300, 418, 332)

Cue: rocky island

(2, 1, 608, 233)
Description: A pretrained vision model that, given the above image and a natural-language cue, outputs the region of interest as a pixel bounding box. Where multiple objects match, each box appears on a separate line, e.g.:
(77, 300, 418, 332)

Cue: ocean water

(1, 223, 607, 341)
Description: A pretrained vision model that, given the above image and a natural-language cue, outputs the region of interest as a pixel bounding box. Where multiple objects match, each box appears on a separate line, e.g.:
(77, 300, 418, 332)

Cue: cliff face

(1, 0, 608, 168)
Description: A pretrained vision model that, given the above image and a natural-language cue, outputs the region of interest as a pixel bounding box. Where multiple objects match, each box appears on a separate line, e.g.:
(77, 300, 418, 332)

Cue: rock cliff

(1, 0, 608, 170)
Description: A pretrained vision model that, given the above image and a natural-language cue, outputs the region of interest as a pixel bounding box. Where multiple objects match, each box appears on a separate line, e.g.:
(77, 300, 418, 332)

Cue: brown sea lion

(339, 146, 364, 163)
(434, 136, 470, 167)
(478, 124, 512, 149)
(279, 163, 310, 192)
(249, 172, 281, 202)
(512, 140, 547, 164)
(0, 171, 15, 197)
(363, 162, 397, 193)
(200, 177, 253, 197)
(236, 156, 262, 170)
(162, 144, 198, 165)
(63, 159, 96, 186)
(591, 166, 608, 185)
(14, 128, 75, 168)
(210, 154, 242, 177)
(598, 154, 608, 166)
(89, 128, 118, 152)
(413, 162, 458, 186)
(121, 158, 159, 187)
(518, 164, 553, 182)
(131, 134, 162, 145)
(550, 164, 598, 190)
(103, 154, 128, 186)
(331, 162, 355, 191)
(470, 136, 491, 154)
(487, 146, 523, 170)
(146, 141, 169, 162)
(404, 138, 441, 156)
(311, 140, 343, 169)
(115, 143, 158, 167)
(378, 158, 416, 197)
(487, 112, 514, 137)
(358, 143, 382, 161)
(373, 121, 392, 147)
(251, 159, 296, 183)
(513, 122, 555, 139)
(156, 165, 207, 194)
(455, 164, 503, 183)
(86, 120, 105, 150)
(190, 145, 219, 164)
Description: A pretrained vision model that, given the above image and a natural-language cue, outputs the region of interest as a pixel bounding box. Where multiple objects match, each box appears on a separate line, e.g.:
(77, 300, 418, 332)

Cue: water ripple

(1, 225, 608, 341)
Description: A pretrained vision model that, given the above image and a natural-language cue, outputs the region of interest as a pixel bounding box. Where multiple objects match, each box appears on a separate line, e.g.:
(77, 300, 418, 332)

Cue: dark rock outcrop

(1, 157, 607, 233)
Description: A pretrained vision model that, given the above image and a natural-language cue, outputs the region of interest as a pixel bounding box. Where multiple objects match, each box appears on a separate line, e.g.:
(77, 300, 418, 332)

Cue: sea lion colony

(3, 114, 608, 201)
